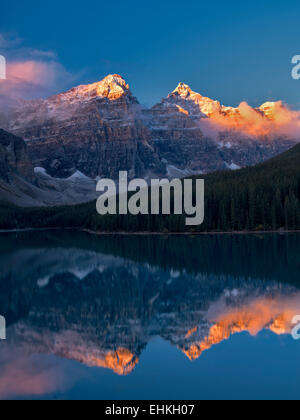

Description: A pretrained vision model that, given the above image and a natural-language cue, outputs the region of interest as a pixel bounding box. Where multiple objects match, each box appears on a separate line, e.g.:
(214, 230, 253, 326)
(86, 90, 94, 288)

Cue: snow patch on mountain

(226, 162, 241, 170)
(55, 74, 131, 103)
(167, 165, 200, 178)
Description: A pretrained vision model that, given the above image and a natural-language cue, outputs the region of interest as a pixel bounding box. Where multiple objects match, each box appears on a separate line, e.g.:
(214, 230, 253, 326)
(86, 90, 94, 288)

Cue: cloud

(0, 33, 22, 49)
(199, 100, 300, 140)
(0, 34, 74, 103)
(0, 60, 72, 100)
(0, 354, 66, 399)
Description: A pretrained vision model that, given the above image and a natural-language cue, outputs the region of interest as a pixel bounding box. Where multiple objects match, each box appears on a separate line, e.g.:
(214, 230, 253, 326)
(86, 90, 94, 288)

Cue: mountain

(0, 74, 298, 182)
(148, 83, 300, 174)
(0, 129, 99, 206)
(0, 75, 163, 180)
(4, 271, 297, 376)
(1, 142, 299, 231)
(0, 129, 42, 206)
(0, 129, 34, 182)
(0, 232, 299, 381)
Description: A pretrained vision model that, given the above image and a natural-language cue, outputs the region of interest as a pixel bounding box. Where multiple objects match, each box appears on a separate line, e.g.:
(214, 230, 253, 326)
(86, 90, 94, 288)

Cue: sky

(1, 0, 300, 107)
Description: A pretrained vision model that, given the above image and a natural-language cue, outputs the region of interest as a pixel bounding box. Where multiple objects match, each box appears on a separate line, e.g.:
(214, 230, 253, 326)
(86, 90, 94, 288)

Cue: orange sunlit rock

(84, 348, 139, 376)
(170, 83, 300, 139)
(176, 105, 189, 116)
(182, 296, 300, 361)
(185, 326, 198, 339)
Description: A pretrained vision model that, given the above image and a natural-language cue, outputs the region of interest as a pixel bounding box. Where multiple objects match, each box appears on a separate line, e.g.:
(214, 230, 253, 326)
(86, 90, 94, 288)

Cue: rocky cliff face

(2, 75, 163, 179)
(146, 83, 297, 175)
(0, 128, 101, 206)
(0, 129, 34, 183)
(0, 74, 298, 181)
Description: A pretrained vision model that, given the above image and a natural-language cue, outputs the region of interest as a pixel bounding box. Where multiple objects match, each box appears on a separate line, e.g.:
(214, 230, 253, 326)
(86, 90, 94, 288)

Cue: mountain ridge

(0, 75, 299, 209)
(0, 74, 298, 182)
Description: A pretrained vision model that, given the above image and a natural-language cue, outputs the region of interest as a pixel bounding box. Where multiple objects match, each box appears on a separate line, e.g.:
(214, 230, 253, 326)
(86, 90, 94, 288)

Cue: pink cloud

(0, 349, 70, 400)
(8, 60, 69, 87)
(0, 60, 72, 102)
(0, 33, 74, 103)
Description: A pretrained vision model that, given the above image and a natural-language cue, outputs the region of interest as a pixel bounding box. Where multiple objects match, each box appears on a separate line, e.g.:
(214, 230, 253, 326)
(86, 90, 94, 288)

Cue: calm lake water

(0, 231, 300, 400)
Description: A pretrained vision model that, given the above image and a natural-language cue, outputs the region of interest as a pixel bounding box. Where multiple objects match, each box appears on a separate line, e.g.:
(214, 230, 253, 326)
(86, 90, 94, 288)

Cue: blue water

(0, 232, 299, 400)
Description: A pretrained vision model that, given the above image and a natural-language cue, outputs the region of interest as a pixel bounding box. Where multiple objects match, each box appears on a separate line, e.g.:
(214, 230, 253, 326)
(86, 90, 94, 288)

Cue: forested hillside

(0, 143, 299, 232)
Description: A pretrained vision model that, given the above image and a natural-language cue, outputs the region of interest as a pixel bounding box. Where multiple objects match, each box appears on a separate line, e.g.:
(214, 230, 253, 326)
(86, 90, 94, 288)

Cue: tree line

(0, 144, 299, 233)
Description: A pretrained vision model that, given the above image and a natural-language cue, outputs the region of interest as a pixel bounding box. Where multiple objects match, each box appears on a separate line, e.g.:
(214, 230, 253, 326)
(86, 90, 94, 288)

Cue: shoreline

(83, 229, 300, 236)
(0, 227, 299, 236)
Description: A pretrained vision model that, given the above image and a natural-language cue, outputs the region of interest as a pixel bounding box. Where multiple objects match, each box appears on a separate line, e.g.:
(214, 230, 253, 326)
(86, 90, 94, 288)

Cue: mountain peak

(92, 74, 130, 100)
(258, 101, 284, 119)
(80, 74, 130, 100)
(98, 74, 128, 89)
(172, 82, 194, 97)
(166, 83, 222, 117)
(57, 74, 131, 103)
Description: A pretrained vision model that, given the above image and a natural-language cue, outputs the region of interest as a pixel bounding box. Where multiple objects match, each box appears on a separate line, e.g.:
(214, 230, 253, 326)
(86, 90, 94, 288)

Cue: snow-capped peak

(172, 82, 194, 98)
(258, 101, 285, 119)
(54, 74, 131, 103)
(166, 83, 222, 116)
(167, 85, 288, 121)
(92, 74, 130, 99)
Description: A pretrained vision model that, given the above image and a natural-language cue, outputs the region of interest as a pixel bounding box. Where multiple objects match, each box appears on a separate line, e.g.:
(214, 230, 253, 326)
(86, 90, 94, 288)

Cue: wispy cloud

(0, 33, 22, 49)
(0, 34, 75, 102)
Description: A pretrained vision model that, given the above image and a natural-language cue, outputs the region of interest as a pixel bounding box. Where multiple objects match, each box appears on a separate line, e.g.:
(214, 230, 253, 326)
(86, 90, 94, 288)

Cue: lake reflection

(0, 232, 300, 400)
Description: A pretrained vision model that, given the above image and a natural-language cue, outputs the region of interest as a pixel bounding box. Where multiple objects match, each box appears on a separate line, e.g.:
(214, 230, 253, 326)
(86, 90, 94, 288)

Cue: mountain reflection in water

(0, 232, 299, 399)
